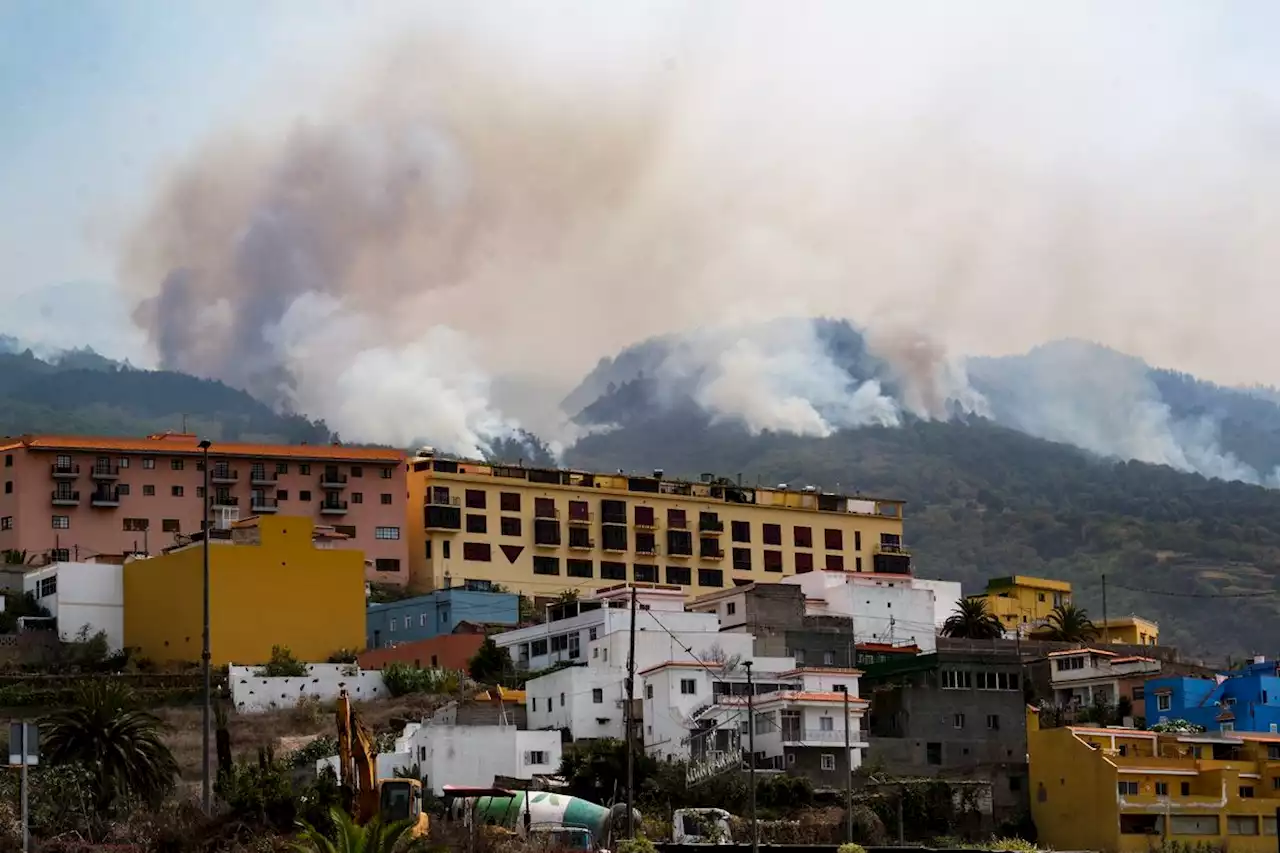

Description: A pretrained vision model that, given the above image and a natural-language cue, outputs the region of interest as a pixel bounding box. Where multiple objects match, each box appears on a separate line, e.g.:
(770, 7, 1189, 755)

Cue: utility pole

(625, 583, 638, 839)
(1101, 574, 1110, 645)
(199, 438, 212, 815)
(842, 682, 852, 843)
(745, 661, 757, 853)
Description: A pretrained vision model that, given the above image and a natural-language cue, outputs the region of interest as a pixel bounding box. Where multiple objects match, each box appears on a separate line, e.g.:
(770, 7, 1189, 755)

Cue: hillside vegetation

(568, 413, 1280, 661)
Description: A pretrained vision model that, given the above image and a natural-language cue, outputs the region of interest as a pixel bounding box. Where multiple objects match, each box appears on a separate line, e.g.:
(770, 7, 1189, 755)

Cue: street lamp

(198, 438, 211, 815)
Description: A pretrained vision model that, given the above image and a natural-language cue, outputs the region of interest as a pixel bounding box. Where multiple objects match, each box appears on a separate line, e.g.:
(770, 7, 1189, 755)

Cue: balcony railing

(781, 728, 854, 744)
(319, 472, 348, 488)
(601, 513, 627, 526)
(90, 488, 120, 507)
(90, 465, 120, 481)
(425, 505, 462, 530)
(699, 519, 724, 533)
(251, 497, 279, 513)
(876, 543, 911, 556)
(567, 511, 594, 526)
(250, 470, 278, 486)
(210, 468, 238, 484)
(634, 519, 659, 530)
(50, 490, 80, 506)
(567, 539, 595, 551)
(212, 495, 239, 508)
(635, 543, 660, 556)
(534, 507, 560, 520)
(50, 464, 80, 478)
(320, 499, 349, 514)
(426, 495, 460, 507)
(701, 549, 725, 560)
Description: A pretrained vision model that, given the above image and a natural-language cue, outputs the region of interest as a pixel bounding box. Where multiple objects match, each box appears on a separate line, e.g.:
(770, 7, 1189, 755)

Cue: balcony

(210, 468, 238, 485)
(634, 518, 658, 530)
(567, 511, 594, 526)
(90, 465, 120, 481)
(319, 471, 348, 489)
(780, 728, 856, 745)
(567, 539, 595, 552)
(701, 548, 725, 560)
(50, 490, 80, 506)
(635, 543, 661, 557)
(699, 519, 724, 534)
(250, 470, 278, 486)
(50, 463, 80, 479)
(425, 505, 462, 531)
(251, 497, 279, 513)
(320, 499, 349, 515)
(534, 507, 560, 521)
(211, 495, 239, 509)
(601, 512, 627, 526)
(90, 487, 120, 507)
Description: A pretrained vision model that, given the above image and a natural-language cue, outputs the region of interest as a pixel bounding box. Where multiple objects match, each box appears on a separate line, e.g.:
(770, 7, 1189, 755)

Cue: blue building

(366, 587, 519, 649)
(1145, 658, 1280, 734)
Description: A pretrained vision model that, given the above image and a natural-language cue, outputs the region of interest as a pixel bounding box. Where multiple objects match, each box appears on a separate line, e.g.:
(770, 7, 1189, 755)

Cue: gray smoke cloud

(120, 2, 1280, 465)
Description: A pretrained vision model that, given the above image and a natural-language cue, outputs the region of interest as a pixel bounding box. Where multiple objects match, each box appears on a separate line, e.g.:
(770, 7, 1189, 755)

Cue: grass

(156, 694, 450, 781)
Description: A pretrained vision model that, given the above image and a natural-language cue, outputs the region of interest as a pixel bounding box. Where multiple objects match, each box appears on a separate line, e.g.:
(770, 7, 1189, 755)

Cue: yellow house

(1028, 708, 1280, 852)
(1098, 615, 1160, 647)
(969, 576, 1072, 630)
(124, 515, 365, 665)
(405, 451, 909, 597)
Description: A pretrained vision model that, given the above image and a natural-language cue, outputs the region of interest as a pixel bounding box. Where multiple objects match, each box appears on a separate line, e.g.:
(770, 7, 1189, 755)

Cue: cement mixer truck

(443, 786, 638, 851)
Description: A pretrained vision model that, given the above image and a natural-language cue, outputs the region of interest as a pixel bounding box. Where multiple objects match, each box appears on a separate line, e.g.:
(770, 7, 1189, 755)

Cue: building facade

(1146, 659, 1280, 734)
(0, 433, 408, 584)
(123, 516, 365, 665)
(1028, 711, 1280, 852)
(405, 451, 908, 596)
(1098, 616, 1160, 647)
(1047, 648, 1162, 709)
(968, 575, 1072, 634)
(358, 633, 488, 672)
(366, 587, 519, 649)
(860, 644, 1030, 822)
(23, 558, 124, 649)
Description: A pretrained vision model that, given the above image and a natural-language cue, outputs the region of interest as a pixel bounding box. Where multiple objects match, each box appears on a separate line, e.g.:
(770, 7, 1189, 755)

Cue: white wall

(912, 579, 963, 629)
(526, 665, 629, 740)
(400, 725, 562, 793)
(785, 572, 940, 652)
(24, 561, 124, 650)
(317, 751, 414, 781)
(229, 663, 387, 713)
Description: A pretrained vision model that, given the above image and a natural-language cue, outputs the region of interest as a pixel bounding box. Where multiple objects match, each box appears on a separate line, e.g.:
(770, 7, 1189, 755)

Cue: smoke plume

(120, 2, 1280, 466)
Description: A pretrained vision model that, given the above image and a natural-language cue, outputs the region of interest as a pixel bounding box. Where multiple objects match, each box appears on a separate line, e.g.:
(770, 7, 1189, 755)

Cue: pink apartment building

(0, 433, 408, 584)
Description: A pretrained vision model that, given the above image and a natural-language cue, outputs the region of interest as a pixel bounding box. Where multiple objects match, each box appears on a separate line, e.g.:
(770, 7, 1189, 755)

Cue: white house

(1048, 647, 1162, 707)
(782, 571, 960, 652)
(23, 560, 124, 649)
(525, 664, 630, 740)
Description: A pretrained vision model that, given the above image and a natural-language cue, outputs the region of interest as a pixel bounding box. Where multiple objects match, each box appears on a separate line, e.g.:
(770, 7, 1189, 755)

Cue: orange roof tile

(5, 433, 404, 464)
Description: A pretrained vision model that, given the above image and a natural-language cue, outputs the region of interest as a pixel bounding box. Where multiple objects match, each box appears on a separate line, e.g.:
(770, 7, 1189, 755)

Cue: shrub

(380, 662, 462, 697)
(327, 648, 359, 664)
(839, 844, 868, 853)
(254, 646, 308, 677)
(616, 837, 657, 853)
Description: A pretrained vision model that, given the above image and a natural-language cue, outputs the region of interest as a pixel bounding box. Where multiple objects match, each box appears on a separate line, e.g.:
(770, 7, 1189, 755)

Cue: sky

(4, 1, 1280, 394)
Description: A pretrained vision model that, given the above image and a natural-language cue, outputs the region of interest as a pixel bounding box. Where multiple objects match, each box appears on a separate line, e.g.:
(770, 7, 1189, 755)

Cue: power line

(1102, 580, 1279, 600)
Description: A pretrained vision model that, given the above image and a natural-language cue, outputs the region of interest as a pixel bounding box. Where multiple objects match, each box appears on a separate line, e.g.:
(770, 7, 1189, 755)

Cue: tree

(940, 598, 1004, 640)
(468, 636, 512, 684)
(42, 681, 179, 811)
(291, 806, 418, 853)
(1042, 604, 1098, 643)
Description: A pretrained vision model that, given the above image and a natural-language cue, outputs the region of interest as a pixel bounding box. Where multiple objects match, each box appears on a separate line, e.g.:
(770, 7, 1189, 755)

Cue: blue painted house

(1145, 658, 1280, 734)
(366, 587, 519, 649)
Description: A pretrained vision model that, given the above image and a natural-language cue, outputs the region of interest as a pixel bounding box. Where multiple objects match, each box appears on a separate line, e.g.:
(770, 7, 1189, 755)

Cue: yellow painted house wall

(972, 576, 1072, 630)
(1027, 708, 1280, 853)
(125, 516, 365, 665)
(1099, 616, 1160, 646)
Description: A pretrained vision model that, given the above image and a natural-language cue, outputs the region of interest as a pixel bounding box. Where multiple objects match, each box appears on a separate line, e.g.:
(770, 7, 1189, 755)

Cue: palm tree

(1043, 604, 1098, 643)
(941, 598, 1005, 639)
(292, 807, 418, 853)
(42, 680, 179, 810)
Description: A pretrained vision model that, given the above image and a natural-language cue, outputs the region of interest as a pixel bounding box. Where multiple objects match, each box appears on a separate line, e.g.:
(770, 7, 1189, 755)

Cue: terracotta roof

(1048, 647, 1117, 657)
(4, 433, 404, 463)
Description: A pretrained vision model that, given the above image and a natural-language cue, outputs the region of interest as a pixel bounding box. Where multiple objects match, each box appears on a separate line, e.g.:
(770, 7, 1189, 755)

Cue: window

(567, 559, 593, 578)
(1118, 781, 1139, 796)
(534, 497, 556, 518)
(697, 569, 723, 587)
(822, 650, 835, 665)
(1239, 785, 1254, 798)
(300, 464, 310, 475)
(466, 489, 486, 509)
(526, 751, 548, 766)
(51, 515, 69, 529)
(375, 558, 401, 572)
(379, 467, 392, 479)
(531, 639, 548, 656)
(375, 526, 401, 540)
(533, 556, 560, 576)
(854, 530, 862, 551)
(952, 713, 965, 729)
(277, 489, 289, 501)
(532, 698, 537, 711)
(666, 565, 691, 586)
(420, 614, 429, 627)
(987, 714, 1000, 730)
(731, 520, 750, 542)
(593, 688, 603, 704)
(1181, 782, 1190, 796)
(941, 670, 972, 689)
(793, 526, 812, 548)
(1273, 777, 1280, 790)
(50, 548, 69, 562)
(300, 490, 312, 501)
(350, 466, 363, 478)
(171, 485, 184, 497)
(820, 754, 836, 771)
(381, 493, 392, 505)
(763, 550, 783, 572)
(1270, 745, 1280, 760)
(664, 508, 683, 528)
(633, 564, 657, 583)
(500, 492, 521, 512)
(819, 716, 834, 731)
(825, 554, 844, 571)
(726, 602, 736, 615)
(731, 548, 751, 571)
(38, 576, 56, 597)
(171, 459, 184, 470)
(276, 462, 289, 474)
(680, 679, 697, 695)
(926, 742, 942, 765)
(143, 485, 155, 496)
(0, 517, 10, 531)
(117, 484, 130, 495)
(466, 514, 487, 534)
(389, 619, 396, 633)
(3, 482, 9, 494)
(601, 561, 626, 580)
(1155, 782, 1168, 796)
(824, 528, 843, 550)
(2, 455, 9, 467)
(560, 693, 566, 707)
(463, 542, 491, 562)
(500, 516, 522, 537)
(142, 457, 155, 469)
(352, 492, 363, 504)
(123, 518, 149, 531)
(645, 684, 654, 699)
(1157, 694, 1172, 712)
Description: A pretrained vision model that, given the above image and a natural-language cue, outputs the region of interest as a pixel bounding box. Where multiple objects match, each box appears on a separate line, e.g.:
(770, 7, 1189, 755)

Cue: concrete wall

(24, 561, 124, 649)
(366, 589, 518, 648)
(124, 516, 366, 665)
(526, 664, 629, 739)
(230, 663, 387, 713)
(402, 724, 563, 793)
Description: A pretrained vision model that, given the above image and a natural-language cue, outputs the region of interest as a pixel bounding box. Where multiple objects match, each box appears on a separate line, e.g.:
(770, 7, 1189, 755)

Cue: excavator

(335, 688, 430, 837)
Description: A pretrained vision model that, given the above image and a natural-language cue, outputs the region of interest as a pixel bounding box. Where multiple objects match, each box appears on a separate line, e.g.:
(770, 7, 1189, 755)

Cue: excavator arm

(336, 688, 380, 823)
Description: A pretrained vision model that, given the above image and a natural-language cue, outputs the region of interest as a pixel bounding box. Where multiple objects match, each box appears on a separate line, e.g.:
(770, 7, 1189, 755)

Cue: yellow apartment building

(969, 576, 1073, 630)
(124, 515, 365, 665)
(1028, 708, 1280, 852)
(1098, 615, 1160, 646)
(405, 453, 908, 598)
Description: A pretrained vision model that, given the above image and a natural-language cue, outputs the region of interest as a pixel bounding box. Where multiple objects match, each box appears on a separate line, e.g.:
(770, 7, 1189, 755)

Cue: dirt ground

(157, 694, 446, 781)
